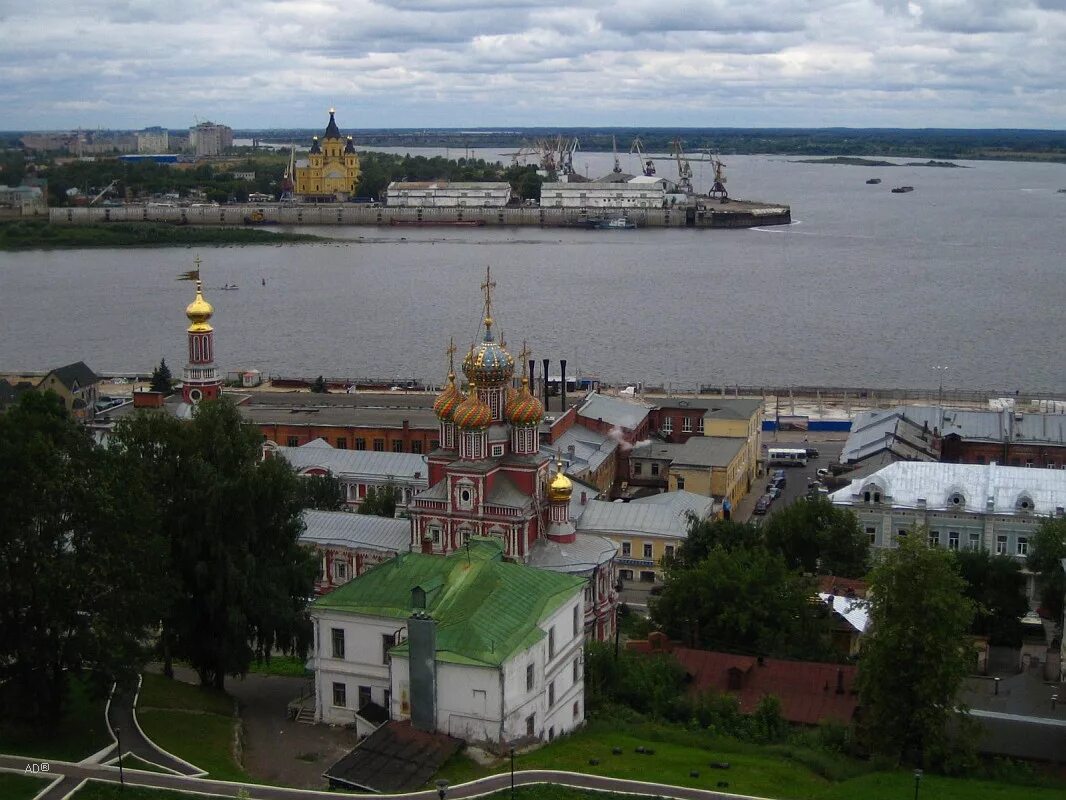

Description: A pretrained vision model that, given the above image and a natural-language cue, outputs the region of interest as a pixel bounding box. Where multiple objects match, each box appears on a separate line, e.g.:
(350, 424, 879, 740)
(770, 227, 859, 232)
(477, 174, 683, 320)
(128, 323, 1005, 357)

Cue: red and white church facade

(181, 264, 223, 405)
(409, 269, 618, 640)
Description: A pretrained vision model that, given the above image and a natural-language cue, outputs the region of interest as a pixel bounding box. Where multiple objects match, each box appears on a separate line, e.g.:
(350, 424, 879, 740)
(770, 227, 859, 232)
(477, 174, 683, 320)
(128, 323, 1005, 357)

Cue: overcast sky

(2, 0, 1064, 131)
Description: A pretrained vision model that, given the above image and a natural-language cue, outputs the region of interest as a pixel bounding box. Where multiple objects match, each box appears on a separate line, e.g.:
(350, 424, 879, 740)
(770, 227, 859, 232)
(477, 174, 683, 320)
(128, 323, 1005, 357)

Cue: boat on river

(891, 186, 914, 194)
(866, 178, 882, 185)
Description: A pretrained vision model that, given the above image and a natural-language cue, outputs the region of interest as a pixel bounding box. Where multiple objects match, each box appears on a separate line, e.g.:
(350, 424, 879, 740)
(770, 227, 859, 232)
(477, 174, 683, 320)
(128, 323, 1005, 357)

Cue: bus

(766, 447, 808, 467)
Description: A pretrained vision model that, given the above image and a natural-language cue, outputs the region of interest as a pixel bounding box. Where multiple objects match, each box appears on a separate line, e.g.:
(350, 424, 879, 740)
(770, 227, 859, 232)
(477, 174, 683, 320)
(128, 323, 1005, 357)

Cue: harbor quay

(49, 199, 791, 229)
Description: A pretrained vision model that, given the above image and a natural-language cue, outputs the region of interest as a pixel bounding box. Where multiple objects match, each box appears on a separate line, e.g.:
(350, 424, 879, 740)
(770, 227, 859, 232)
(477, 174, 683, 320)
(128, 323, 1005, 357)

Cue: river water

(2, 151, 1065, 391)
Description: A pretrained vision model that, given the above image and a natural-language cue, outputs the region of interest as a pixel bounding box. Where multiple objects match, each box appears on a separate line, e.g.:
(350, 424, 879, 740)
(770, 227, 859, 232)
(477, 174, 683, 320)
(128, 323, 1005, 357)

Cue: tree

(651, 543, 828, 658)
(299, 473, 347, 511)
(954, 550, 1028, 647)
(359, 482, 398, 518)
(762, 497, 869, 577)
(310, 375, 328, 394)
(583, 640, 686, 717)
(0, 392, 162, 722)
(149, 358, 173, 394)
(857, 534, 975, 766)
(110, 399, 318, 689)
(1028, 519, 1066, 626)
(671, 515, 762, 567)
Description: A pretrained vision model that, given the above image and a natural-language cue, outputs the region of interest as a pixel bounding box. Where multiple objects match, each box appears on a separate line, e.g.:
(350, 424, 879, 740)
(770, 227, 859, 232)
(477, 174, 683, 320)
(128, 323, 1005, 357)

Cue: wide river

(2, 150, 1065, 392)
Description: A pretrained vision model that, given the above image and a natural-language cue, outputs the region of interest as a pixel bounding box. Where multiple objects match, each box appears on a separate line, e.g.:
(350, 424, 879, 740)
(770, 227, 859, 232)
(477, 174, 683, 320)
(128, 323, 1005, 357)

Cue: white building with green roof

(310, 538, 587, 745)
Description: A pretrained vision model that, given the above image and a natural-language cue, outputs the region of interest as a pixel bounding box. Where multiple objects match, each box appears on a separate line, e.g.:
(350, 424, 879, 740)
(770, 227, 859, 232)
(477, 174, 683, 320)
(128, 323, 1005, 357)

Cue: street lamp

(510, 748, 516, 800)
(115, 727, 125, 790)
(932, 365, 948, 408)
(436, 779, 449, 800)
(913, 768, 923, 800)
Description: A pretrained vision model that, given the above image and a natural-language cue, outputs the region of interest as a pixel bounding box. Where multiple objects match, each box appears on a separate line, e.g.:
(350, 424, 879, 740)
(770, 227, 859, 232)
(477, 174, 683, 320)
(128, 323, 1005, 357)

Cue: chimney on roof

(528, 359, 536, 395)
(580, 490, 587, 505)
(560, 359, 568, 411)
(836, 668, 845, 695)
(542, 358, 550, 408)
(407, 612, 438, 732)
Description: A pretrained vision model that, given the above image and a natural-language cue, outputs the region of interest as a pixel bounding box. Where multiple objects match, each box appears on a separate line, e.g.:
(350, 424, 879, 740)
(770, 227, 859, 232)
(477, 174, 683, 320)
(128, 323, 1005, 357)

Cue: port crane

(88, 179, 119, 207)
(558, 137, 579, 178)
(670, 138, 694, 194)
(629, 137, 656, 176)
(611, 136, 622, 174)
(701, 149, 729, 201)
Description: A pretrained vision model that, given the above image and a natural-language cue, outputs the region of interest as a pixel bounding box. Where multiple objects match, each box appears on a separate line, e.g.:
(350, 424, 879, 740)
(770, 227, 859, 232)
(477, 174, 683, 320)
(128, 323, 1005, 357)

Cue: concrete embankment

(49, 201, 791, 229)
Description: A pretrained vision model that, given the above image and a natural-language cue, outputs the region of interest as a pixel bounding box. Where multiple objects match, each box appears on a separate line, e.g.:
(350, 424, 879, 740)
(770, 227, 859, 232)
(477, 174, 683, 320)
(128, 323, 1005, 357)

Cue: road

(747, 439, 847, 522)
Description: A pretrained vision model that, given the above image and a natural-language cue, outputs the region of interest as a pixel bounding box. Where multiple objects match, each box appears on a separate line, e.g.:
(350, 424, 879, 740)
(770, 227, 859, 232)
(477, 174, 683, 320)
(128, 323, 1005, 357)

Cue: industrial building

(385, 181, 512, 207)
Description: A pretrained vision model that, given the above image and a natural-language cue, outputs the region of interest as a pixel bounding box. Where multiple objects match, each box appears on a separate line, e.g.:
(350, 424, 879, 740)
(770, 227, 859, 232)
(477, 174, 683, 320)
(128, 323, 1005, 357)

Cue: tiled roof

(830, 461, 1066, 516)
(315, 539, 583, 666)
(577, 392, 651, 431)
(276, 442, 427, 483)
(628, 637, 859, 725)
(575, 492, 712, 538)
(299, 510, 410, 553)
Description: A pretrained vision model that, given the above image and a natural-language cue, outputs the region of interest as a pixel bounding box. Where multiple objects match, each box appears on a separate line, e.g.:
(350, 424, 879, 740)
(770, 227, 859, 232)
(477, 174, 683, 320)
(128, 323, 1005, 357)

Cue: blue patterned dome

(462, 317, 514, 387)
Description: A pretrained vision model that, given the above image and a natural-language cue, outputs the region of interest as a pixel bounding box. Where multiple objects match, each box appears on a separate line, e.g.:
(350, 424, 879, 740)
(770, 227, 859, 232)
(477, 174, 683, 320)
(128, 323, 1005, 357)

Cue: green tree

(583, 640, 685, 717)
(359, 482, 398, 518)
(857, 534, 975, 766)
(149, 358, 173, 394)
(671, 515, 762, 566)
(954, 549, 1029, 647)
(651, 544, 828, 658)
(0, 392, 162, 722)
(762, 496, 869, 577)
(1028, 519, 1066, 625)
(110, 399, 318, 689)
(310, 375, 328, 394)
(299, 473, 347, 511)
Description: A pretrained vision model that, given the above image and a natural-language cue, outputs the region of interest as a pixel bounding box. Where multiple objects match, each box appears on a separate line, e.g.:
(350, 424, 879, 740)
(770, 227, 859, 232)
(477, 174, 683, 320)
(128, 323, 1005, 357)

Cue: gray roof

(577, 392, 651, 431)
(655, 396, 764, 420)
(244, 404, 438, 429)
(387, 181, 511, 190)
(241, 390, 439, 409)
(830, 461, 1066, 516)
(527, 534, 617, 574)
(486, 473, 531, 509)
(276, 442, 428, 484)
(299, 510, 410, 553)
(44, 361, 99, 391)
(575, 491, 712, 539)
(841, 409, 940, 465)
(542, 425, 617, 475)
(843, 406, 1066, 464)
(541, 182, 666, 192)
(633, 436, 745, 469)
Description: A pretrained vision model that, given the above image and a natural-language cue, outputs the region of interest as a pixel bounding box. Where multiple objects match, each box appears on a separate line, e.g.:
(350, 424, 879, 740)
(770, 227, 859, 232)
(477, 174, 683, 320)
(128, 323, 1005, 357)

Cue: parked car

(805, 447, 820, 458)
(768, 486, 782, 501)
(816, 468, 832, 479)
(753, 494, 772, 515)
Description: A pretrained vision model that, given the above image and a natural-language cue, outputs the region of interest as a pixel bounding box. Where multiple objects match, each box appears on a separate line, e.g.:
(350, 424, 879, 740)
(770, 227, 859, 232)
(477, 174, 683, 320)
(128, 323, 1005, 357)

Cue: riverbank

(0, 220, 323, 250)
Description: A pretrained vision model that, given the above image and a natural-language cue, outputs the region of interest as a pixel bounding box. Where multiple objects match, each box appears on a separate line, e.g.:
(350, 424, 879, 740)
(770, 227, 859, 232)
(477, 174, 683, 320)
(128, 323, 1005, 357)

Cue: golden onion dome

(433, 372, 464, 422)
(453, 384, 492, 430)
(462, 316, 514, 387)
(185, 280, 214, 332)
(547, 458, 573, 503)
(506, 377, 544, 427)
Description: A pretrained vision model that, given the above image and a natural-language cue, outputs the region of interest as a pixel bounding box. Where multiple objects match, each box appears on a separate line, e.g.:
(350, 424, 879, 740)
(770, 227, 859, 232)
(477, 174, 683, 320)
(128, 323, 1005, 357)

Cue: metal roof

(244, 404, 438, 429)
(387, 181, 511, 190)
(655, 396, 764, 420)
(818, 593, 870, 634)
(276, 443, 428, 483)
(527, 534, 618, 574)
(577, 392, 651, 431)
(830, 461, 1066, 516)
(541, 182, 666, 192)
(542, 425, 617, 475)
(315, 539, 584, 666)
(633, 437, 745, 469)
(299, 510, 410, 552)
(575, 492, 712, 538)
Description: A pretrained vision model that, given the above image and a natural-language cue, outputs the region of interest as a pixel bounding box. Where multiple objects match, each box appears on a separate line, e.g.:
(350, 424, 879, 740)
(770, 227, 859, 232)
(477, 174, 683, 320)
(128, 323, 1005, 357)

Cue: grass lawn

(0, 772, 52, 800)
(247, 654, 310, 678)
(136, 673, 248, 782)
(0, 676, 110, 761)
(436, 719, 1066, 800)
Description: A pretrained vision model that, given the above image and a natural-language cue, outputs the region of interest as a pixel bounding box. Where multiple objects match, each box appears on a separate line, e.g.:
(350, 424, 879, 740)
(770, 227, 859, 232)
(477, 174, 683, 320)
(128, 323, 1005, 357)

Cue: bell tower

(181, 258, 223, 404)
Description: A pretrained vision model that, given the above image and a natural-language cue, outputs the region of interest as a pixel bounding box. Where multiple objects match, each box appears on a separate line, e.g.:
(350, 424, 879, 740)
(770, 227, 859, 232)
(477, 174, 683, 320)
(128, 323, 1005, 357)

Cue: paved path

(107, 680, 205, 776)
(2, 755, 763, 800)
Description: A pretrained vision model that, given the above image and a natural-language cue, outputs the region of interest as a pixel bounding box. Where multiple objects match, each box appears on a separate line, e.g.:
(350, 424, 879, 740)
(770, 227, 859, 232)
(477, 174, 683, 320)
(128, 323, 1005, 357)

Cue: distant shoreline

(0, 221, 324, 251)
(789, 157, 969, 168)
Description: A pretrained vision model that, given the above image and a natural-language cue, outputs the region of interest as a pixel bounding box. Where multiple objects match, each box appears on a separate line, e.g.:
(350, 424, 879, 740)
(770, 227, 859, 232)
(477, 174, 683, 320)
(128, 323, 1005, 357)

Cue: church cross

(517, 340, 531, 378)
(480, 266, 496, 322)
(446, 337, 457, 374)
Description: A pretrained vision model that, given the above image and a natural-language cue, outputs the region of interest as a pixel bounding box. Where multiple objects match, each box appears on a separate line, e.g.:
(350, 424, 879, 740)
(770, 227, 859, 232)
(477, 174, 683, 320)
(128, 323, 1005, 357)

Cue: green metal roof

(314, 538, 585, 667)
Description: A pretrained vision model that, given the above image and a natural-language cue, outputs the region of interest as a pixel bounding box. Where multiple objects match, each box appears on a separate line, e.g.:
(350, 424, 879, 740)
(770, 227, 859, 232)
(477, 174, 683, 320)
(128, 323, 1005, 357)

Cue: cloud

(0, 0, 1063, 129)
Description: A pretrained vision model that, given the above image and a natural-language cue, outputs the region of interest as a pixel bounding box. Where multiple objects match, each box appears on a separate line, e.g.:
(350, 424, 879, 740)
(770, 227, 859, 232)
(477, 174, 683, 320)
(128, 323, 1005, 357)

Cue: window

(662, 417, 673, 434)
(968, 532, 980, 551)
(651, 463, 660, 476)
(548, 628, 556, 659)
(382, 633, 396, 664)
(332, 682, 346, 707)
(358, 685, 372, 709)
(573, 701, 580, 719)
(336, 437, 347, 450)
(949, 492, 965, 507)
(1048, 461, 1056, 469)
(640, 571, 655, 582)
(865, 526, 876, 544)
(548, 681, 555, 708)
(355, 437, 366, 450)
(384, 689, 391, 716)
(287, 436, 299, 447)
(333, 560, 348, 581)
(676, 476, 685, 490)
(696, 417, 704, 434)
(897, 529, 908, 541)
(949, 531, 959, 551)
(526, 664, 534, 691)
(430, 440, 439, 450)
(682, 417, 693, 433)
(526, 714, 535, 736)
(491, 444, 504, 457)
(928, 531, 940, 548)
(621, 542, 631, 556)
(643, 543, 653, 559)
(430, 526, 441, 544)
(331, 628, 345, 659)
(573, 605, 580, 636)
(1017, 537, 1028, 556)
(373, 439, 385, 451)
(619, 569, 633, 581)
(572, 658, 580, 683)
(412, 441, 423, 454)
(665, 545, 675, 559)
(392, 440, 404, 453)
(1025, 460, 1034, 468)
(633, 463, 642, 475)
(996, 535, 1007, 555)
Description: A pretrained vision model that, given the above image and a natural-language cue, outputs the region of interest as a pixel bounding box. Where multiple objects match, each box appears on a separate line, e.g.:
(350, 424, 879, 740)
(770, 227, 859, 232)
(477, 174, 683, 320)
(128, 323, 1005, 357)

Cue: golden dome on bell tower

(185, 262, 214, 333)
(547, 456, 573, 503)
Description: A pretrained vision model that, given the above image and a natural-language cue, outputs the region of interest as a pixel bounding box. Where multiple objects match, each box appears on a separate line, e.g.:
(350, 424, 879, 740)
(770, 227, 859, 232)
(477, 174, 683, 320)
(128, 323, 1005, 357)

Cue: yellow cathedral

(294, 109, 361, 201)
